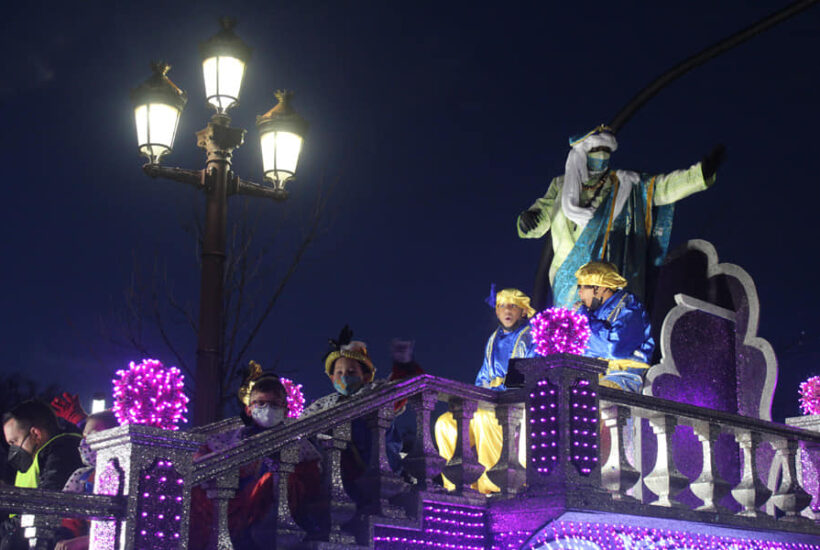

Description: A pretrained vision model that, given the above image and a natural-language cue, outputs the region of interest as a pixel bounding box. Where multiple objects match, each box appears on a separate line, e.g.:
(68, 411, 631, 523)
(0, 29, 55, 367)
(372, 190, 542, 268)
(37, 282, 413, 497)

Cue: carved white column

(643, 413, 688, 508)
(689, 420, 731, 513)
(442, 398, 483, 493)
(767, 437, 812, 519)
(731, 429, 771, 517)
(600, 404, 639, 501)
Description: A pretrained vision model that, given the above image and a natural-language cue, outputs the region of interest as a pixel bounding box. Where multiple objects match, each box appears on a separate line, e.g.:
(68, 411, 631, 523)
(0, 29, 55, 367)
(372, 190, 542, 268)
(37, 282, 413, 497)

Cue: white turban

(560, 129, 639, 228)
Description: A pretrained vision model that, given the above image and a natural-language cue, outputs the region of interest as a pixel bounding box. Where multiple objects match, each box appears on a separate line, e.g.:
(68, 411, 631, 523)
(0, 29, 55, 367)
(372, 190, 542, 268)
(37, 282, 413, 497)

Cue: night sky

(2, 1, 818, 422)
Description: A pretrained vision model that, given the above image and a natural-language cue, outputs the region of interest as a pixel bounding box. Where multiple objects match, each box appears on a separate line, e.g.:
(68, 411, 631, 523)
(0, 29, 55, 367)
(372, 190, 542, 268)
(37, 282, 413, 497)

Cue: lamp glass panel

(260, 130, 302, 182)
(202, 56, 245, 111)
(134, 103, 180, 160)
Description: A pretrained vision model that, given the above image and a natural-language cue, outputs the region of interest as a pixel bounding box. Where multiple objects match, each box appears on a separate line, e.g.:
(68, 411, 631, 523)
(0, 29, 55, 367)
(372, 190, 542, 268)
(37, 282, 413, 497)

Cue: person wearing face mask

(54, 410, 119, 550)
(1, 400, 82, 550)
(434, 287, 537, 494)
(189, 368, 318, 549)
(517, 124, 725, 309)
(573, 261, 654, 393)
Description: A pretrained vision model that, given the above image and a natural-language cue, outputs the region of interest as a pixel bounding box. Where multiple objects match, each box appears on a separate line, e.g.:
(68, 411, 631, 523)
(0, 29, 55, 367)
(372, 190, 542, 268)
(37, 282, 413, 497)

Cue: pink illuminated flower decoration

(530, 307, 590, 356)
(799, 375, 820, 416)
(112, 359, 189, 430)
(280, 377, 305, 418)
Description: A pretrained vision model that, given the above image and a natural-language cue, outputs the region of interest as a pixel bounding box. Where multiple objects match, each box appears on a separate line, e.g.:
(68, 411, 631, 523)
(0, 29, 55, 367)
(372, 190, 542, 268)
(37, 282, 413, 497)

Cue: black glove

(701, 144, 726, 180)
(518, 209, 541, 233)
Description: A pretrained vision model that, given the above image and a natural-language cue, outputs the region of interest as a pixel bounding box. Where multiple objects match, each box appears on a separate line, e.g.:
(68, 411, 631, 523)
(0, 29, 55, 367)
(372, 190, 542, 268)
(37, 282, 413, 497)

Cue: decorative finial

(219, 16, 237, 32)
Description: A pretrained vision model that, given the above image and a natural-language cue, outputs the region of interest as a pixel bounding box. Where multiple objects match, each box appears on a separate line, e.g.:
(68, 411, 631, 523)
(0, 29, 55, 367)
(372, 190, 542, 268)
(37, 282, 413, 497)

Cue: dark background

(1, 1, 818, 422)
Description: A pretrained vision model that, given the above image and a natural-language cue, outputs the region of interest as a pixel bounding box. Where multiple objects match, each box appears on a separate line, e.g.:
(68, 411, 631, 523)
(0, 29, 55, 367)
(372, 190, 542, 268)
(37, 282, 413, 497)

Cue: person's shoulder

(45, 432, 81, 454)
(303, 393, 340, 416)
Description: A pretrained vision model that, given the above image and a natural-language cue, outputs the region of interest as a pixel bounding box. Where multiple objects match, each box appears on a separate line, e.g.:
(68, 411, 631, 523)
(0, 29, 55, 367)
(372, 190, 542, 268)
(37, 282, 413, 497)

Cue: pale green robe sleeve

(517, 176, 562, 239)
(652, 162, 715, 206)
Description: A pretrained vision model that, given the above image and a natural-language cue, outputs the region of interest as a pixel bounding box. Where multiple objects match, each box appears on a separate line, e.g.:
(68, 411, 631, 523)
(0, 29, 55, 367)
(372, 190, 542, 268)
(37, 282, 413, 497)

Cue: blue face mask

(334, 374, 364, 396)
(587, 151, 610, 172)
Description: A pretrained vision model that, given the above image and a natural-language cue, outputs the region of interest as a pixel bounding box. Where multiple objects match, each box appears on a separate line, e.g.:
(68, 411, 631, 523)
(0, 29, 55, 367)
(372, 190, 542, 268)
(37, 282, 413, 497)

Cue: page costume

(574, 263, 655, 393)
(518, 126, 715, 308)
(435, 289, 536, 494)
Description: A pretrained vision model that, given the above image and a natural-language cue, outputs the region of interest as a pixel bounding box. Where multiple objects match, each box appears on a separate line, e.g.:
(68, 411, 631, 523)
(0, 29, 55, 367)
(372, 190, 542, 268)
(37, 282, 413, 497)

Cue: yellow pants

(434, 408, 503, 494)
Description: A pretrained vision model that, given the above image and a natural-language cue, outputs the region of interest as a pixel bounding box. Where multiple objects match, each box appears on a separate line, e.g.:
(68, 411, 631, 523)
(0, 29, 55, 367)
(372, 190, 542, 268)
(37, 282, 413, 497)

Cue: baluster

(206, 469, 239, 550)
(442, 398, 484, 493)
(270, 443, 306, 546)
(487, 403, 526, 494)
(767, 437, 812, 519)
(314, 424, 356, 544)
(731, 429, 771, 517)
(403, 390, 446, 491)
(22, 514, 60, 550)
(643, 413, 688, 508)
(600, 404, 639, 501)
(689, 420, 731, 513)
(358, 406, 406, 519)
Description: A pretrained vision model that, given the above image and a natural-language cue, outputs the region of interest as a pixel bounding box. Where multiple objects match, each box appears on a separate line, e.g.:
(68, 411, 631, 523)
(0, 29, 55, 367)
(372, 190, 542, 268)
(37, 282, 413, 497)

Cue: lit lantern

(256, 90, 308, 189)
(199, 17, 251, 113)
(131, 62, 187, 165)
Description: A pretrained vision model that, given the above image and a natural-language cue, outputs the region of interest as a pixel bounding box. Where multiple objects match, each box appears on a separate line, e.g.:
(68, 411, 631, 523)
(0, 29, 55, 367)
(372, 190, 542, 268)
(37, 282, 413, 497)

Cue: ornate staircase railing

(2, 356, 819, 550)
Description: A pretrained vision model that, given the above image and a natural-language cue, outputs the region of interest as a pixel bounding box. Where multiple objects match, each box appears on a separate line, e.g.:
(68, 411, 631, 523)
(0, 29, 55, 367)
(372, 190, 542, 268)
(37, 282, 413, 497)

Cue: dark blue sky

(1, 1, 818, 421)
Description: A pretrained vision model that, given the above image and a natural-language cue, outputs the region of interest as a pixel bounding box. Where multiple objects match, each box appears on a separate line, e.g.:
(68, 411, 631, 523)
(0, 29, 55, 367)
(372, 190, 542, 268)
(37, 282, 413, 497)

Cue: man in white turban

(518, 124, 724, 308)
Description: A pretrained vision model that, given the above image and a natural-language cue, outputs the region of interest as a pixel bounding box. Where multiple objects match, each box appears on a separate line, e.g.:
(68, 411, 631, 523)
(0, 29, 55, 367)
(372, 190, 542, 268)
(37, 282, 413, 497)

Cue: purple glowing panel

(651, 310, 737, 412)
(569, 378, 598, 476)
(492, 530, 534, 550)
(522, 520, 820, 549)
(373, 501, 486, 549)
(529, 378, 560, 475)
(89, 459, 124, 550)
(135, 458, 184, 550)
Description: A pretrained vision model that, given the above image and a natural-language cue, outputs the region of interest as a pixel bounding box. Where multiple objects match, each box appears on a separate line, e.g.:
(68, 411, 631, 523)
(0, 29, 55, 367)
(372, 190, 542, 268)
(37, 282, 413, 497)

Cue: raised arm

(652, 145, 725, 206)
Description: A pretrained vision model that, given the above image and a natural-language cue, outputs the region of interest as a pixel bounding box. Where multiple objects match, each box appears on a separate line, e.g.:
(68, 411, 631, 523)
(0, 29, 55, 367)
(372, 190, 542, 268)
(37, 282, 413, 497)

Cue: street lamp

(257, 90, 308, 192)
(130, 18, 308, 425)
(199, 17, 251, 113)
(131, 62, 187, 165)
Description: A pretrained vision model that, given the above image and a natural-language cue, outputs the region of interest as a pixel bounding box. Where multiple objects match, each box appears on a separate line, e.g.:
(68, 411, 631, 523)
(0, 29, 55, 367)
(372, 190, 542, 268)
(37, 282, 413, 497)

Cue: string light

(112, 359, 189, 430)
(280, 377, 305, 418)
(799, 375, 820, 416)
(530, 307, 590, 356)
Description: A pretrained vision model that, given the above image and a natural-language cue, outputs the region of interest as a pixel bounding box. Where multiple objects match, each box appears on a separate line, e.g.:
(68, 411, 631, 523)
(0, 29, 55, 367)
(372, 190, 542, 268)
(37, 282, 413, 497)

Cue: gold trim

(599, 174, 619, 261)
(645, 176, 656, 236)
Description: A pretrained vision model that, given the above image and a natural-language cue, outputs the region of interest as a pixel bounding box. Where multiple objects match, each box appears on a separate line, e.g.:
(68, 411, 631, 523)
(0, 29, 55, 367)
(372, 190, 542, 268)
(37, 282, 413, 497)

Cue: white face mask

(251, 404, 285, 428)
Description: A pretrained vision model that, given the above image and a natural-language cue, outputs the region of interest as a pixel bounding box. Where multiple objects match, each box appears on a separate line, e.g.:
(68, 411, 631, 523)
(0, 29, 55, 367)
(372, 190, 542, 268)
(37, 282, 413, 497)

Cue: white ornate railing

(2, 356, 819, 549)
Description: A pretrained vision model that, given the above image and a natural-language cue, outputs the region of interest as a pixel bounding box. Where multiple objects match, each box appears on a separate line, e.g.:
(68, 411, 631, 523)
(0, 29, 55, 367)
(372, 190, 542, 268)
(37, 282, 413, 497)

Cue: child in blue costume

(435, 287, 537, 493)
(573, 261, 654, 393)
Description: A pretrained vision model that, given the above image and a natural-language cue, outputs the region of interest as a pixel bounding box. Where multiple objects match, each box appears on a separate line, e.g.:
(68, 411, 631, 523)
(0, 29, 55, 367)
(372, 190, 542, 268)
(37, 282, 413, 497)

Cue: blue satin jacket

(475, 323, 536, 391)
(576, 289, 654, 362)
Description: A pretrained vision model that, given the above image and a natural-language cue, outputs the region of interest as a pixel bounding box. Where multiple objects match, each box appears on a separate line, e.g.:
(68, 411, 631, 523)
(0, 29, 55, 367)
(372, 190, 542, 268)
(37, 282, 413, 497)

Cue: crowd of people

(1, 258, 657, 548)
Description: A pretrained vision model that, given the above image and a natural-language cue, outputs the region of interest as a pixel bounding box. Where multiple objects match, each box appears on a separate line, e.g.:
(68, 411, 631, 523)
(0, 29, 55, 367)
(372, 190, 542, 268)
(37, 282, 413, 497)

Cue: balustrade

(3, 367, 820, 550)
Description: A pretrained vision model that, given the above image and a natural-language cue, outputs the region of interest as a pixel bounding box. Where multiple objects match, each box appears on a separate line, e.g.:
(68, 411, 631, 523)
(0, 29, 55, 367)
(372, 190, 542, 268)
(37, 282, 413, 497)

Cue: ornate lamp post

(130, 17, 308, 425)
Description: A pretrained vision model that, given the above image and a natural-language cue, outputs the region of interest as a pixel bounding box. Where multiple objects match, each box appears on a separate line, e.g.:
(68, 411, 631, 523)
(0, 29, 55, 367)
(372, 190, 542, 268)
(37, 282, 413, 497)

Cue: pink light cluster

(280, 377, 305, 418)
(799, 375, 820, 416)
(530, 307, 590, 356)
(112, 359, 189, 430)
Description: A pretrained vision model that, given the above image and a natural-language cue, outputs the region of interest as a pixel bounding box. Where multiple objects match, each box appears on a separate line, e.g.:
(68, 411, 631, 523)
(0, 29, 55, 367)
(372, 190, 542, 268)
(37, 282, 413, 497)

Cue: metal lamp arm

(230, 174, 289, 202)
(142, 164, 205, 190)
